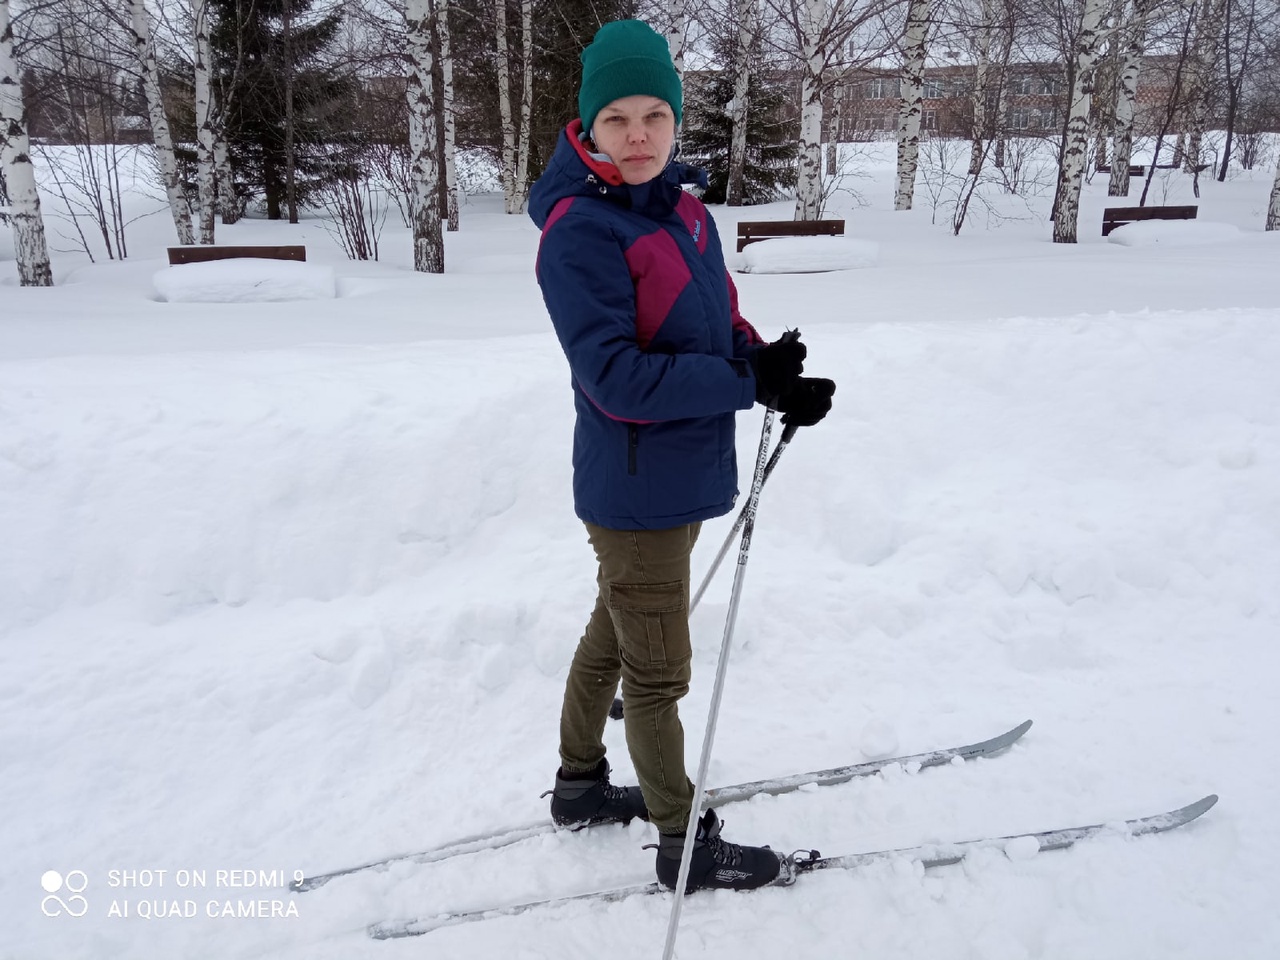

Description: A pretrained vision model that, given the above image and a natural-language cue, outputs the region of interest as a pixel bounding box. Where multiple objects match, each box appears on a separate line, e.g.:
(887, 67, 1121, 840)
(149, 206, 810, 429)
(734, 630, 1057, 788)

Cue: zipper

(628, 425, 638, 476)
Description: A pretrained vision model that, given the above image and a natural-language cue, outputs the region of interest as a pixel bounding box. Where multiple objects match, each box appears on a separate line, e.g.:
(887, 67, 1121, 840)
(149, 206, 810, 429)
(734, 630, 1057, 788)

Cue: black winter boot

(548, 759, 649, 827)
(654, 809, 780, 892)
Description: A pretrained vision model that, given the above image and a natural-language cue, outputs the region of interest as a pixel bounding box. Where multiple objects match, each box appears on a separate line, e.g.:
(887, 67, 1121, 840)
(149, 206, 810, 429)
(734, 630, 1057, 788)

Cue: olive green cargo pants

(559, 521, 702, 835)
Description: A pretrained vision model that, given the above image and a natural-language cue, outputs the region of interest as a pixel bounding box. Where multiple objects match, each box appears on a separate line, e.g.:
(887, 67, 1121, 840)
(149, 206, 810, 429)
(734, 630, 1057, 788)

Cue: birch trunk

(726, 0, 754, 206)
(494, 0, 516, 212)
(1184, 0, 1228, 174)
(511, 0, 532, 214)
(1109, 0, 1147, 197)
(1266, 150, 1280, 230)
(215, 130, 239, 223)
(437, 0, 459, 230)
(193, 0, 216, 243)
(825, 81, 842, 175)
(793, 0, 826, 221)
(1051, 0, 1107, 243)
(969, 0, 994, 176)
(992, 9, 1012, 168)
(666, 0, 687, 80)
(894, 0, 930, 210)
(0, 0, 52, 285)
(406, 0, 443, 272)
(282, 0, 298, 224)
(128, 0, 192, 245)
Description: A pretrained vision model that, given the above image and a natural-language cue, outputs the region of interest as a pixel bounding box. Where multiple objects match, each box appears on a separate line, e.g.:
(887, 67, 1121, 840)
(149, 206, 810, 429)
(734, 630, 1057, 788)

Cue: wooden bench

(736, 219, 845, 253)
(1153, 162, 1209, 173)
(1098, 164, 1146, 177)
(167, 245, 306, 265)
(1101, 205, 1197, 237)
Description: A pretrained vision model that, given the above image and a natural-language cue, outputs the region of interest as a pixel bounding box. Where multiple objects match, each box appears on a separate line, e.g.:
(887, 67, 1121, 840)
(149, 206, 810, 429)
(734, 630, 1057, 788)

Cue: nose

(627, 120, 648, 142)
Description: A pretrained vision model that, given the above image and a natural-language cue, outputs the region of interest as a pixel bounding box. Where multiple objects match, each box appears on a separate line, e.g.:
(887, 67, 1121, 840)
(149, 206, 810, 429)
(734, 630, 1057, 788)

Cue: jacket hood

(528, 119, 709, 229)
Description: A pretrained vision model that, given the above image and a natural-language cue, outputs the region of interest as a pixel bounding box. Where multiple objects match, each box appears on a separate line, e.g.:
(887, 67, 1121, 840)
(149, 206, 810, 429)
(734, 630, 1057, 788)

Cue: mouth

(622, 156, 654, 164)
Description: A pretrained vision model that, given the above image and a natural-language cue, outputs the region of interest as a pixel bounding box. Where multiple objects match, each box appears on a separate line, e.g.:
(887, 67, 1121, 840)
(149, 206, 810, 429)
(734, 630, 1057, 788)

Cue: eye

(603, 115, 625, 123)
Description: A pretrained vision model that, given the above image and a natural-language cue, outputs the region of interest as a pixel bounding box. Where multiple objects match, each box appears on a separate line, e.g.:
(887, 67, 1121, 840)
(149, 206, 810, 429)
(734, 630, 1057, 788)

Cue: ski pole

(689, 419, 799, 615)
(661, 401, 780, 960)
(607, 421, 798, 723)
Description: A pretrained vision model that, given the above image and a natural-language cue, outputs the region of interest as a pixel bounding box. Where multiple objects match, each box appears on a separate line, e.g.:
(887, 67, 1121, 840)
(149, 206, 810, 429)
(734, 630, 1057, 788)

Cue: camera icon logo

(41, 870, 88, 918)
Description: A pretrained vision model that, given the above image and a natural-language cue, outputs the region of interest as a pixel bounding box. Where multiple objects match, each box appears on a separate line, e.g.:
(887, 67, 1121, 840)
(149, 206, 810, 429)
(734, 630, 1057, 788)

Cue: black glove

(776, 377, 836, 427)
(748, 335, 806, 405)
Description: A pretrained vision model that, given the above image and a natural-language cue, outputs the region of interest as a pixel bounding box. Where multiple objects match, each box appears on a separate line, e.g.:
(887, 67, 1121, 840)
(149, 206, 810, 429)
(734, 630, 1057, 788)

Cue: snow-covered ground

(3, 142, 1280, 960)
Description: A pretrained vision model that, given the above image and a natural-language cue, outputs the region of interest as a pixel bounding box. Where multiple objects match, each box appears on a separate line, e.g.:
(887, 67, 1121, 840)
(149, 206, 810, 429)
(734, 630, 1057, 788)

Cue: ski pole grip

(763, 328, 803, 413)
(781, 421, 800, 444)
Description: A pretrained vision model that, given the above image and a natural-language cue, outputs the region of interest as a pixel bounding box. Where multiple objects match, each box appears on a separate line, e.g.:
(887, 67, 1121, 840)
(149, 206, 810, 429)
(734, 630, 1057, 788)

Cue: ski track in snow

(3, 149, 1279, 959)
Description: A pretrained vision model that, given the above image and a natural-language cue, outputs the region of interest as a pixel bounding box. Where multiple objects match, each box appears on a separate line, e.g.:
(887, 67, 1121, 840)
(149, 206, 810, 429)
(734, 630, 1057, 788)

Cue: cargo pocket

(607, 580, 690, 667)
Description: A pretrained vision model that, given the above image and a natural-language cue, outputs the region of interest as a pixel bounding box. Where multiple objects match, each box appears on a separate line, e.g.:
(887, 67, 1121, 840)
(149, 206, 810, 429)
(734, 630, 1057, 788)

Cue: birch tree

(825, 80, 842, 174)
(215, 136, 239, 223)
(793, 0, 828, 219)
(491, 0, 533, 214)
(0, 0, 53, 286)
(406, 0, 443, 272)
(1051, 0, 1108, 243)
(1108, 0, 1148, 196)
(894, 0, 931, 209)
(726, 0, 756, 205)
(436, 0, 459, 230)
(962, 0, 1013, 176)
(1183, 0, 1229, 182)
(1267, 150, 1280, 230)
(512, 0, 532, 213)
(494, 0, 515, 210)
(128, 0, 193, 245)
(666, 0, 688, 79)
(193, 0, 216, 243)
(780, 0, 896, 220)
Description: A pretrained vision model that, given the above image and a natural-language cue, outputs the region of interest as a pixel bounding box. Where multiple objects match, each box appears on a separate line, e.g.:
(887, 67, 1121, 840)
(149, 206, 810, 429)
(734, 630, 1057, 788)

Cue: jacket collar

(529, 121, 709, 228)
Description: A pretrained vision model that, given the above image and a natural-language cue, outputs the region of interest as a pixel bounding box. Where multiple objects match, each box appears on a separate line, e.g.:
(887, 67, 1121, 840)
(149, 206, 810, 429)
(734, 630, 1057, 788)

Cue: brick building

(827, 54, 1184, 141)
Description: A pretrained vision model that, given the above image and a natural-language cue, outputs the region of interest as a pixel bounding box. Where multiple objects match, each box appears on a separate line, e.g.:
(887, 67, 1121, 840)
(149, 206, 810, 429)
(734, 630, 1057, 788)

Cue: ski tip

(1185, 794, 1219, 819)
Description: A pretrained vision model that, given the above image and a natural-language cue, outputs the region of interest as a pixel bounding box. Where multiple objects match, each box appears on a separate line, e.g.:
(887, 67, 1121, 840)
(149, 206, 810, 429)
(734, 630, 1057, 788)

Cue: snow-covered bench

(1102, 205, 1197, 237)
(1097, 164, 1146, 178)
(156, 244, 333, 302)
(167, 244, 306, 265)
(735, 218, 844, 253)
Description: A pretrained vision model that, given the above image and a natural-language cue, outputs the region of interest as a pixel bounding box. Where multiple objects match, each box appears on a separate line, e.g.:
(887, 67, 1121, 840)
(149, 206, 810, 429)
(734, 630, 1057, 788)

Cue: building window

(924, 109, 937, 131)
(1039, 77, 1062, 96)
(1009, 76, 1033, 96)
(867, 77, 889, 99)
(923, 78, 944, 99)
(1036, 108, 1059, 130)
(1009, 107, 1030, 130)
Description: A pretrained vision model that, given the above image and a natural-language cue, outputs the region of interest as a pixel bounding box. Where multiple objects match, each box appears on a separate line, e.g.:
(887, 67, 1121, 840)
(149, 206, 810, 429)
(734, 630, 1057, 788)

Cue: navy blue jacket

(529, 121, 763, 530)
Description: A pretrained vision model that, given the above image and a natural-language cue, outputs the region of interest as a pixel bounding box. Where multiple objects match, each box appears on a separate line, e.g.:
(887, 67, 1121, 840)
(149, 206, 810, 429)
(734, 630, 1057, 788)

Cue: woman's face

(591, 95, 676, 185)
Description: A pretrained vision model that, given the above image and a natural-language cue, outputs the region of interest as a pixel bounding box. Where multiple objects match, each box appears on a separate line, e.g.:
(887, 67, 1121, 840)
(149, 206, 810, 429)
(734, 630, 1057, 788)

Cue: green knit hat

(578, 20, 683, 134)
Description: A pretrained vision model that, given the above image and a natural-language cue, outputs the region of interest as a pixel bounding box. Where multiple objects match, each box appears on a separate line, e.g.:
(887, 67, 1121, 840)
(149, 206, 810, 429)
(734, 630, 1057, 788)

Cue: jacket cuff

(725, 358, 756, 410)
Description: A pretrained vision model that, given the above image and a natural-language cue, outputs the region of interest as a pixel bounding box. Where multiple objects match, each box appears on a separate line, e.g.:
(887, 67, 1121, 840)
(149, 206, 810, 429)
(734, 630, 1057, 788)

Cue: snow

(1003, 836, 1041, 861)
(1107, 219, 1243, 247)
(153, 259, 337, 302)
(860, 718, 901, 759)
(3, 141, 1280, 960)
(738, 235, 879, 274)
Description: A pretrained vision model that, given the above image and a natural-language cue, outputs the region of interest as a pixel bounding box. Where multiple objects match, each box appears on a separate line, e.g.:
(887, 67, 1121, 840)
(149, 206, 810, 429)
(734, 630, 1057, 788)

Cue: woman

(528, 19, 835, 892)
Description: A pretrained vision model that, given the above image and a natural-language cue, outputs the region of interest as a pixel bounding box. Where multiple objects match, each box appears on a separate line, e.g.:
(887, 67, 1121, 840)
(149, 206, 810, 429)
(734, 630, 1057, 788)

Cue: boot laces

(600, 779, 631, 802)
(701, 816, 744, 867)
